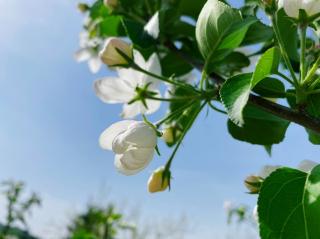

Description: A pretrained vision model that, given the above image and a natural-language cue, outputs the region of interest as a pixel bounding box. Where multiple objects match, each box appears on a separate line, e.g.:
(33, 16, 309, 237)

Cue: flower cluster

(81, 5, 196, 193)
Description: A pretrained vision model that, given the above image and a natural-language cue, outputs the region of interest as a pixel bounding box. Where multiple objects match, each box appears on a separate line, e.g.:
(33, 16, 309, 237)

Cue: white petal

(304, 0, 320, 16)
(114, 148, 155, 175)
(137, 54, 162, 88)
(178, 71, 197, 84)
(145, 98, 161, 115)
(121, 98, 160, 118)
(117, 67, 142, 88)
(94, 77, 134, 104)
(259, 165, 282, 179)
(99, 120, 136, 150)
(297, 160, 318, 173)
(147, 53, 162, 76)
(278, 0, 284, 8)
(144, 12, 160, 39)
(283, 0, 303, 18)
(88, 57, 102, 73)
(133, 50, 148, 69)
(115, 121, 157, 149)
(121, 103, 142, 119)
(74, 48, 92, 62)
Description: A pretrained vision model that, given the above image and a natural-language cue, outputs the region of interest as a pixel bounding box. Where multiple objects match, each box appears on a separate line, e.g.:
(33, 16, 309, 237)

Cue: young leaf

(258, 165, 320, 239)
(220, 73, 252, 126)
(195, 0, 241, 68)
(220, 47, 280, 126)
(252, 47, 280, 87)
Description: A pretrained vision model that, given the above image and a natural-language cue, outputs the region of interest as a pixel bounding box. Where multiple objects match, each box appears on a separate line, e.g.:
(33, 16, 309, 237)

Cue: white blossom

(278, 0, 320, 18)
(74, 31, 103, 73)
(94, 50, 162, 119)
(99, 120, 157, 175)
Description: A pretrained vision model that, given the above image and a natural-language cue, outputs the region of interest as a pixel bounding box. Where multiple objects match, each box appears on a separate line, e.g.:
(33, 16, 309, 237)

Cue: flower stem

(132, 63, 201, 94)
(271, 14, 299, 86)
(146, 95, 201, 102)
(208, 101, 227, 114)
(155, 100, 198, 127)
(164, 101, 207, 171)
(299, 24, 307, 82)
(303, 55, 320, 87)
(307, 88, 320, 95)
(275, 72, 295, 85)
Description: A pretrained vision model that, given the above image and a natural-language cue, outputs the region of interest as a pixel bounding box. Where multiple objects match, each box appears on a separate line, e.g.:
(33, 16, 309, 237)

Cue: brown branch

(165, 42, 320, 134)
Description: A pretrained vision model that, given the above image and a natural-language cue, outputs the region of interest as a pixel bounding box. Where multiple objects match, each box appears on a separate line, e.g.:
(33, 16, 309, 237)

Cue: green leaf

(305, 94, 320, 145)
(218, 17, 257, 50)
(220, 47, 280, 125)
(195, 0, 243, 69)
(258, 165, 320, 239)
(252, 47, 281, 87)
(220, 73, 252, 126)
(90, 0, 109, 19)
(161, 52, 193, 77)
(122, 19, 156, 58)
(241, 21, 273, 46)
(228, 105, 289, 145)
(276, 9, 299, 62)
(253, 77, 286, 98)
(178, 0, 207, 19)
(213, 52, 250, 77)
(98, 16, 125, 37)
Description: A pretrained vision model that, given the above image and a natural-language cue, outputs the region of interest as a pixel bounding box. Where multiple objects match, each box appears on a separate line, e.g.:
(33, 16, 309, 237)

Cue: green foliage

(67, 204, 136, 239)
(220, 47, 280, 126)
(258, 166, 320, 239)
(0, 180, 40, 239)
(228, 105, 290, 145)
(195, 0, 255, 72)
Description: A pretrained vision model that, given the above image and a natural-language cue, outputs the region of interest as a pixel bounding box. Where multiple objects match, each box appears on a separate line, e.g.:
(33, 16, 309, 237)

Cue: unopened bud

(78, 3, 90, 13)
(244, 175, 263, 194)
(162, 127, 174, 145)
(104, 0, 118, 10)
(100, 38, 132, 67)
(148, 167, 170, 193)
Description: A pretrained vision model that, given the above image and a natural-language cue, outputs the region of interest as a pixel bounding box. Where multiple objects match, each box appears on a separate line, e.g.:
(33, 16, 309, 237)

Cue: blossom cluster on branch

(76, 0, 320, 237)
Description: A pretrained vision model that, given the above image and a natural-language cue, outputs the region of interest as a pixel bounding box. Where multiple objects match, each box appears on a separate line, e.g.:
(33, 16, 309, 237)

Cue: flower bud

(162, 127, 174, 145)
(99, 38, 132, 67)
(104, 0, 118, 10)
(148, 167, 170, 193)
(244, 175, 263, 194)
(77, 3, 90, 13)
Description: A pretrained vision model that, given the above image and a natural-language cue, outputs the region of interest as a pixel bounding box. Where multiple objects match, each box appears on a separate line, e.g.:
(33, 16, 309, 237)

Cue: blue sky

(0, 0, 319, 238)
